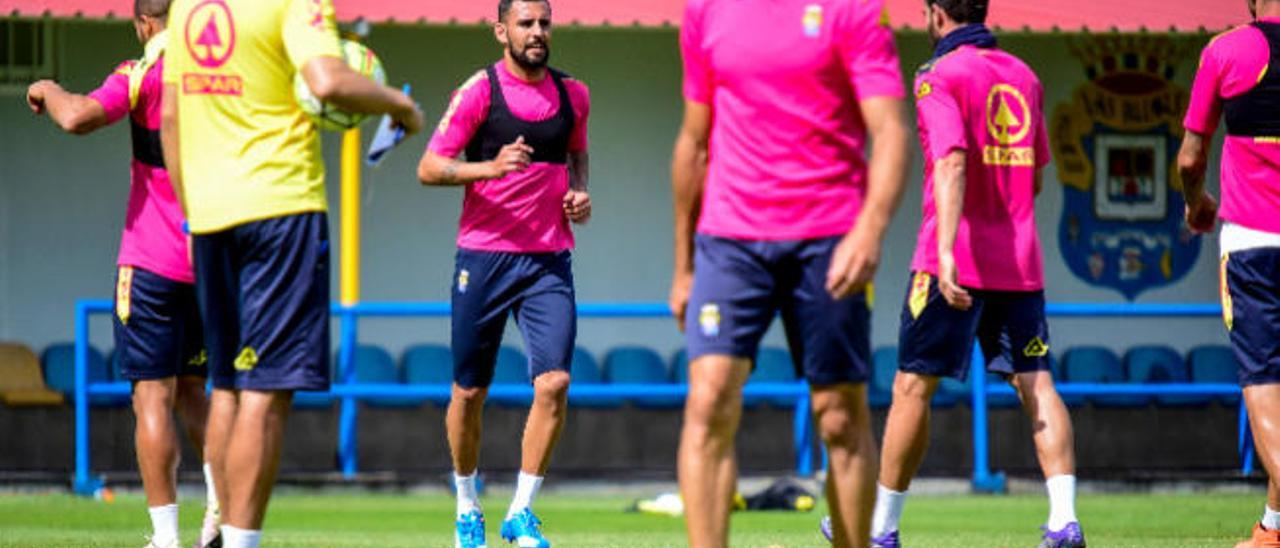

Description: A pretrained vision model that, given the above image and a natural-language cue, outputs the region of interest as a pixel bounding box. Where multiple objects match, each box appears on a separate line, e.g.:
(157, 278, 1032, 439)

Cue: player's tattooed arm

(418, 136, 532, 186)
(1178, 131, 1217, 234)
(564, 151, 592, 224)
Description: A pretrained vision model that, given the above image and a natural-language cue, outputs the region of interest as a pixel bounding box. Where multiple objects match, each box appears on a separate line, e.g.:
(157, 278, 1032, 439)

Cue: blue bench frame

(71, 299, 1249, 496)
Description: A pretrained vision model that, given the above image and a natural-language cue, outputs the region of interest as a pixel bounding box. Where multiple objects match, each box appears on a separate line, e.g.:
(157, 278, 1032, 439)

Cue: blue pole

(970, 343, 1005, 493)
(73, 301, 102, 496)
(338, 308, 359, 478)
(794, 393, 813, 476)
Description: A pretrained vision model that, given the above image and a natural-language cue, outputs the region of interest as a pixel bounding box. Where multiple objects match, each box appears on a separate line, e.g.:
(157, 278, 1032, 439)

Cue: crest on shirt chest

(1051, 36, 1201, 300)
(802, 5, 823, 37)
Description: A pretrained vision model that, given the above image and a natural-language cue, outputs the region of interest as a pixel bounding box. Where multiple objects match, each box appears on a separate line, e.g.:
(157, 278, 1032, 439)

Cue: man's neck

(1261, 5, 1280, 19)
(503, 55, 547, 83)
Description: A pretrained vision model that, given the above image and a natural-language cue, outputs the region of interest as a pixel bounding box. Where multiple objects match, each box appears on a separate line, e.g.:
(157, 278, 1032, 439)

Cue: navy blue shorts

(452, 249, 576, 388)
(685, 235, 871, 385)
(193, 212, 330, 391)
(898, 272, 1051, 380)
(112, 266, 207, 381)
(1222, 248, 1280, 386)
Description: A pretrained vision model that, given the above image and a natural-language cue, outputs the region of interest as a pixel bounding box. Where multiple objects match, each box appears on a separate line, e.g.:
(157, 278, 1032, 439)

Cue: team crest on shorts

(908, 272, 931, 320)
(457, 269, 470, 294)
(802, 4, 823, 37)
(1051, 36, 1202, 300)
(115, 266, 134, 325)
(699, 303, 721, 338)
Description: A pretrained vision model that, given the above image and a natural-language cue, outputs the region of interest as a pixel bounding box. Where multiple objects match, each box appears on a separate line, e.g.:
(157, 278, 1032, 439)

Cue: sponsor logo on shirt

(802, 5, 823, 38)
(983, 84, 1034, 167)
(182, 0, 242, 97)
(182, 73, 243, 96)
(699, 303, 721, 338)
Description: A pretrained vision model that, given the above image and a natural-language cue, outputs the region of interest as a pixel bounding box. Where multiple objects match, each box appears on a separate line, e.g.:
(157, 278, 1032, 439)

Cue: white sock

(220, 525, 261, 548)
(871, 484, 906, 537)
(455, 472, 481, 518)
(507, 471, 545, 520)
(203, 463, 220, 513)
(1046, 474, 1078, 530)
(147, 504, 179, 544)
(1262, 506, 1280, 530)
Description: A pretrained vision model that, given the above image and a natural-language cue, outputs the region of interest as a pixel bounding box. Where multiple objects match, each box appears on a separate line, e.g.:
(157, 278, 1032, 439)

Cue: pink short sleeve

(917, 73, 966, 160)
(680, 0, 713, 104)
(87, 62, 133, 125)
(1184, 42, 1224, 136)
(840, 0, 905, 101)
(567, 79, 590, 153)
(427, 71, 491, 159)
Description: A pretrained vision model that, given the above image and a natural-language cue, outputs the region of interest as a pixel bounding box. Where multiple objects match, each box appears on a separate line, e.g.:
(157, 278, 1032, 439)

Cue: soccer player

(851, 1, 1085, 546)
(1181, 1, 1280, 546)
(161, 0, 422, 546)
(671, 0, 911, 546)
(25, 1, 221, 546)
(416, 0, 590, 546)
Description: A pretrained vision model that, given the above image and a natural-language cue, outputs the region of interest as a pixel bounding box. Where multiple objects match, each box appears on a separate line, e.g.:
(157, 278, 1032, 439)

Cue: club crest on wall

(1051, 36, 1202, 300)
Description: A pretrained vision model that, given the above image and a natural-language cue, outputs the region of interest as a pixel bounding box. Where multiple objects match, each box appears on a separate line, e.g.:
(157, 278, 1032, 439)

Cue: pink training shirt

(681, 0, 906, 241)
(910, 46, 1050, 291)
(1185, 18, 1280, 235)
(428, 62, 590, 253)
(88, 57, 193, 284)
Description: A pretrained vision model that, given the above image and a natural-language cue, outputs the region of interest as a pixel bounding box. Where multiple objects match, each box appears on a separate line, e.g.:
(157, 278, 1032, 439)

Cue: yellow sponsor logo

(986, 84, 1032, 146)
(116, 266, 134, 325)
(908, 272, 931, 320)
(982, 146, 1035, 167)
(234, 347, 259, 371)
(1023, 336, 1049, 358)
(1220, 254, 1234, 331)
(916, 80, 933, 100)
(189, 349, 209, 367)
(182, 73, 243, 96)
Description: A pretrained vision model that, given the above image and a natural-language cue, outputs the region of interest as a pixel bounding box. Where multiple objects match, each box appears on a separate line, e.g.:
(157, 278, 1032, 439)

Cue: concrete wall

(0, 21, 1225, 366)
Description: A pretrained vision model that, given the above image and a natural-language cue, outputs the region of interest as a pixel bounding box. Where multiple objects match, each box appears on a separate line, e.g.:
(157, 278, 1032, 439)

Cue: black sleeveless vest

(1224, 22, 1280, 137)
(464, 65, 574, 165)
(131, 121, 165, 168)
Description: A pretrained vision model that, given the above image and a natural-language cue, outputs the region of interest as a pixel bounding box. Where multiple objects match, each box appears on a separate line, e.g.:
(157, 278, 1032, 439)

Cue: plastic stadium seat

(747, 347, 798, 407)
(348, 345, 417, 408)
(402, 344, 453, 385)
(492, 346, 530, 385)
(1062, 346, 1142, 407)
(672, 349, 689, 384)
(40, 343, 122, 405)
(1188, 345, 1240, 405)
(571, 347, 603, 384)
(0, 342, 64, 406)
(1124, 345, 1200, 406)
(870, 347, 897, 407)
(604, 346, 675, 407)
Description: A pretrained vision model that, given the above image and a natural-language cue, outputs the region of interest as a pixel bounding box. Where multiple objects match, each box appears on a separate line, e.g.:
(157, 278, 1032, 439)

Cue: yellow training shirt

(164, 0, 342, 233)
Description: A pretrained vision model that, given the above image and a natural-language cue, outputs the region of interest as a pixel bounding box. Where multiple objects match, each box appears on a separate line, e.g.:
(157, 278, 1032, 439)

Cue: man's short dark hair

(134, 0, 169, 20)
(926, 0, 988, 25)
(497, 0, 551, 22)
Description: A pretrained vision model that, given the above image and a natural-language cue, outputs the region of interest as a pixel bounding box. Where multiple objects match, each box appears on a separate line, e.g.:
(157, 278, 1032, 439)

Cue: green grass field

(0, 491, 1260, 547)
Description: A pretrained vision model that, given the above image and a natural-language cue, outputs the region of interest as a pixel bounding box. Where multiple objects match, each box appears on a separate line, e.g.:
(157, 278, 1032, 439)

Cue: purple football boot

(1038, 522, 1086, 548)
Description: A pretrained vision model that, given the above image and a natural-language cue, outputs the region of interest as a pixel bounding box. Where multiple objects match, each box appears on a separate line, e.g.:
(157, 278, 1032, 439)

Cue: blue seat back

(572, 347, 603, 384)
(351, 345, 398, 383)
(603, 346, 669, 384)
(41, 343, 109, 394)
(402, 344, 453, 385)
(672, 349, 690, 383)
(1125, 346, 1188, 383)
(750, 347, 796, 383)
(1188, 345, 1241, 405)
(492, 346, 529, 384)
(1063, 346, 1143, 406)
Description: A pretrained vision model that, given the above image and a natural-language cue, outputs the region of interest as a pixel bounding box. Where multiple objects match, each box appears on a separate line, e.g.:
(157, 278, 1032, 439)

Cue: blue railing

(71, 299, 1247, 496)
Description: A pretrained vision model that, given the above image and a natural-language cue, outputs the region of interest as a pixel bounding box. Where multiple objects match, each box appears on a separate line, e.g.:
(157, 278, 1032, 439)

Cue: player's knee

(452, 384, 488, 408)
(533, 370, 571, 402)
(684, 384, 739, 436)
(892, 372, 938, 401)
(815, 406, 859, 446)
(132, 380, 176, 414)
